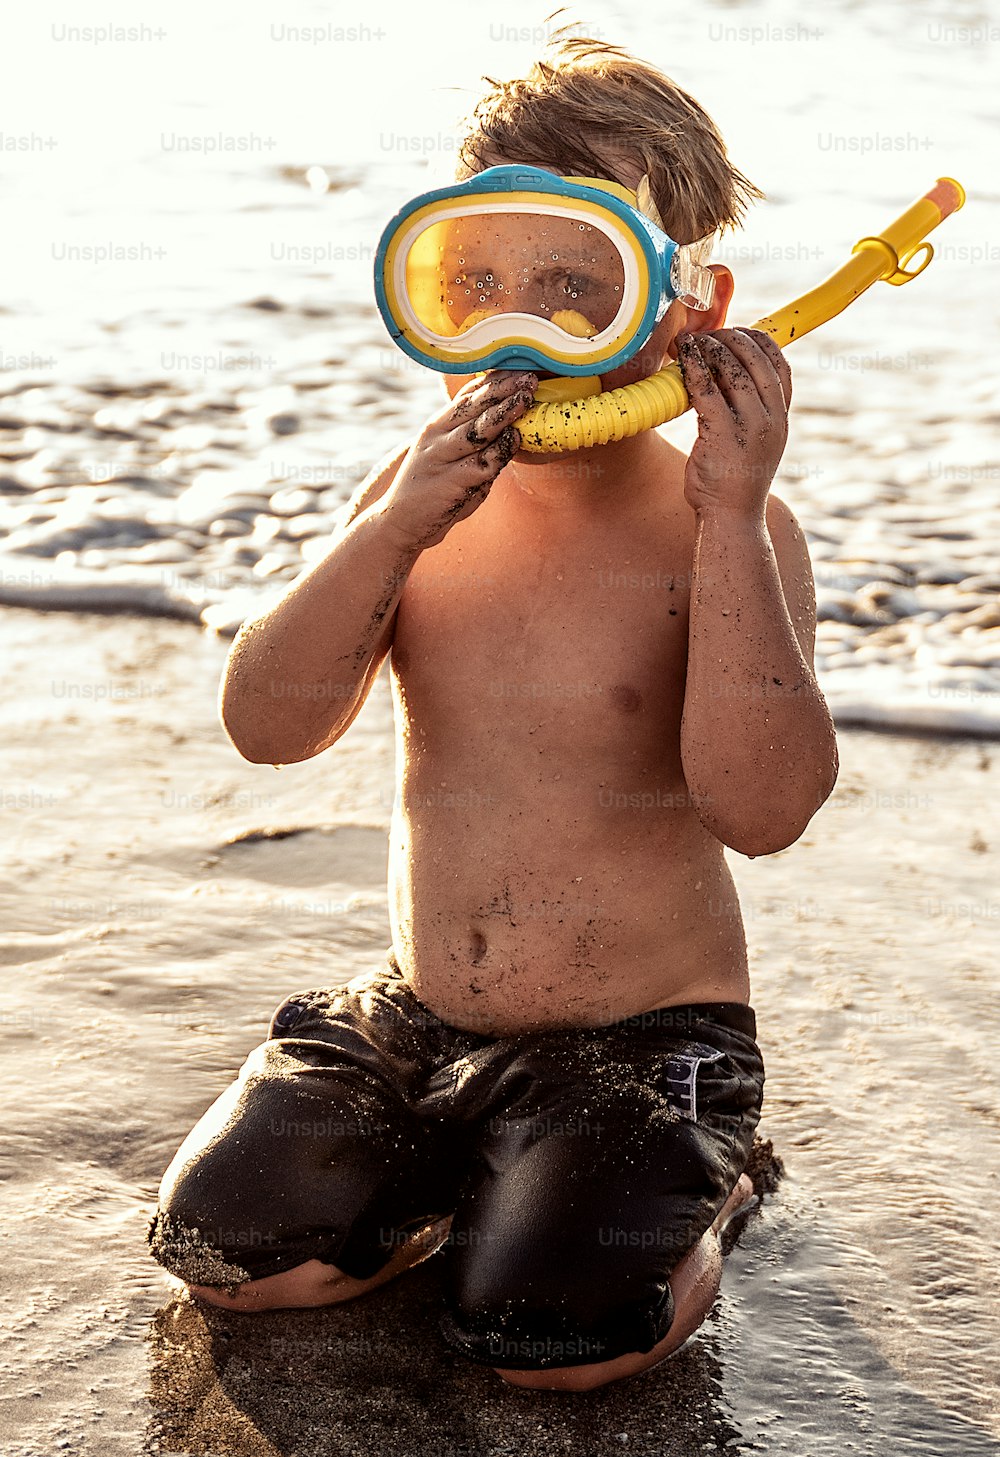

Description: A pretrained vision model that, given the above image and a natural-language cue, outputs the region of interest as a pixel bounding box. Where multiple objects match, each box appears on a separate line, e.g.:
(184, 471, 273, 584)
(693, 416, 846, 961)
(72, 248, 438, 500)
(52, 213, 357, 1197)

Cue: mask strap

(636, 175, 717, 261)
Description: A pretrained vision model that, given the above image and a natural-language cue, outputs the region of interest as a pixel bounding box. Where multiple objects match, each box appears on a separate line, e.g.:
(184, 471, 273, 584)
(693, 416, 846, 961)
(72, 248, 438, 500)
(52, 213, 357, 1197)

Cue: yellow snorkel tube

(518, 177, 966, 453)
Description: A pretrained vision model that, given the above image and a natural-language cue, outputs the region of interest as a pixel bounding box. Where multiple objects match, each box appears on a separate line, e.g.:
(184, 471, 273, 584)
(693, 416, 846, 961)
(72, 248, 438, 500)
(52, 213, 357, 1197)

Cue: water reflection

(143, 1200, 1000, 1456)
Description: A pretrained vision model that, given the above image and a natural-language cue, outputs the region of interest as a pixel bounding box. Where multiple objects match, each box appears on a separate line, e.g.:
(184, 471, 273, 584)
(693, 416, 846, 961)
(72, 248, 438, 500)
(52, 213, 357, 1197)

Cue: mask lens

(403, 209, 626, 340)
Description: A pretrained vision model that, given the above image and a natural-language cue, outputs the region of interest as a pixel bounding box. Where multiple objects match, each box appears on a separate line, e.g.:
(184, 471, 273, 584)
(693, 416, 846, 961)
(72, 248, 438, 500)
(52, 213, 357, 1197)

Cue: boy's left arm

(677, 327, 839, 857)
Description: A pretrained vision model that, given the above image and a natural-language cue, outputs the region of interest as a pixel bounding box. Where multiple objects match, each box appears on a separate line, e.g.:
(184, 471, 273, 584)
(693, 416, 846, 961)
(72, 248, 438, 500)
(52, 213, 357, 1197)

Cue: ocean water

(0, 0, 997, 732)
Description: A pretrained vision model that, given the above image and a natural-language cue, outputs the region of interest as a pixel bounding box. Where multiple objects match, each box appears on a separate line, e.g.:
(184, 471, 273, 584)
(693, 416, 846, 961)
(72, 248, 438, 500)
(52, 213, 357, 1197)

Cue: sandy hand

(677, 327, 792, 521)
(382, 370, 538, 551)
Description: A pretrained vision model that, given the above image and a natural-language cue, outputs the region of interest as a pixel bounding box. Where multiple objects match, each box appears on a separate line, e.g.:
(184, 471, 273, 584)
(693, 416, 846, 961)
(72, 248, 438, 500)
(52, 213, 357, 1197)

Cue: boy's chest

(391, 483, 698, 755)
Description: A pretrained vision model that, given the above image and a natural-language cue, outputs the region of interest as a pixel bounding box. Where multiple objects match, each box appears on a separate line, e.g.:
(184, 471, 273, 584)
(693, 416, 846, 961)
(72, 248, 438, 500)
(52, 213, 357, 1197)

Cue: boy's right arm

(218, 369, 537, 765)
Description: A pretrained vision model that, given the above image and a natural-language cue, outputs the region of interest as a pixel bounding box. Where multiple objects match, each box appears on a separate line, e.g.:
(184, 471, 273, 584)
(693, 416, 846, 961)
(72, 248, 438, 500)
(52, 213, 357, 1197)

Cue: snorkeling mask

(374, 164, 716, 377)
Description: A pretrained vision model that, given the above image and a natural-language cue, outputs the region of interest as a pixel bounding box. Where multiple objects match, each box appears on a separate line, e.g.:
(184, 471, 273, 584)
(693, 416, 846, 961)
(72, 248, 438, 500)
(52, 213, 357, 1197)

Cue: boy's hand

(381, 370, 538, 551)
(677, 328, 792, 522)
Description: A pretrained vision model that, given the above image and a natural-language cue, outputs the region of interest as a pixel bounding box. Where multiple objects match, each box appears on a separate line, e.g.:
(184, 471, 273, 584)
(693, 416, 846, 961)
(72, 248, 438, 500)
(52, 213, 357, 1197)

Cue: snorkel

(517, 177, 966, 452)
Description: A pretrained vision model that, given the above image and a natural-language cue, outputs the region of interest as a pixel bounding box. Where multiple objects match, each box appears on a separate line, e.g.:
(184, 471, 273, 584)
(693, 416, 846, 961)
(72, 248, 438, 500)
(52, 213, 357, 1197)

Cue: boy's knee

(184, 1258, 349, 1312)
(186, 1279, 259, 1311)
(147, 1199, 258, 1293)
(494, 1361, 618, 1392)
(442, 1255, 672, 1374)
(147, 1148, 263, 1290)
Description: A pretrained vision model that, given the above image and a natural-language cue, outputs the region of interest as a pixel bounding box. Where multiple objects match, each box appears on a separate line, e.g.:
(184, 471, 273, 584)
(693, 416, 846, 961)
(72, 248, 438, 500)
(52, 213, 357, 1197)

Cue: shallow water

(1, 0, 998, 732)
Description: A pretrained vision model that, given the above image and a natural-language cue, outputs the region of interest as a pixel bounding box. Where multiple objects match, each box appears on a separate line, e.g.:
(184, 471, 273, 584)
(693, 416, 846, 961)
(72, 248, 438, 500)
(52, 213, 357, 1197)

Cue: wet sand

(1, 605, 998, 1456)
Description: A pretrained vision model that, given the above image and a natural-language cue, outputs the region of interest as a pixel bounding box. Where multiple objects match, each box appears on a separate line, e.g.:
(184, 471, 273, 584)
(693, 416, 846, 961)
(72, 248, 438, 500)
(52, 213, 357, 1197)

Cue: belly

(387, 769, 749, 1035)
(384, 478, 748, 1033)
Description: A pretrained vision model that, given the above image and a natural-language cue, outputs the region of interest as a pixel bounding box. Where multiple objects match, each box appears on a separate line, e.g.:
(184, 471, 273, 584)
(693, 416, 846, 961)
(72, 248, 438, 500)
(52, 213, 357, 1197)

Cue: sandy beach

(1, 604, 998, 1456)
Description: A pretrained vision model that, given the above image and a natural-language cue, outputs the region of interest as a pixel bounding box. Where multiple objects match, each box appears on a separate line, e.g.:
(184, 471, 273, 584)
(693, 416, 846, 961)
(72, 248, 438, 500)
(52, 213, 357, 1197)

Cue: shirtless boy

(148, 37, 838, 1392)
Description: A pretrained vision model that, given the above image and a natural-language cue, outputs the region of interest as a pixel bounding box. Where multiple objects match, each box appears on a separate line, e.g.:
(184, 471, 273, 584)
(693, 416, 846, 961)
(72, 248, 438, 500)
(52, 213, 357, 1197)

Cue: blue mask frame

(373, 165, 712, 376)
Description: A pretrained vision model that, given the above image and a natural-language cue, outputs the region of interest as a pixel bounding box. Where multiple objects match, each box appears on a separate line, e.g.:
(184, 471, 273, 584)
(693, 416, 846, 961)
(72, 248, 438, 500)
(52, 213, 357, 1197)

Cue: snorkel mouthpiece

(550, 309, 599, 337)
(456, 306, 597, 339)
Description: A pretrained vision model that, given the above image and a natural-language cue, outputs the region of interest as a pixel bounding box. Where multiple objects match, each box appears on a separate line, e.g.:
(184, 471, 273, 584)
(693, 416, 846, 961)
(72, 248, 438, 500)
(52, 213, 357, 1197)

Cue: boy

(148, 36, 838, 1392)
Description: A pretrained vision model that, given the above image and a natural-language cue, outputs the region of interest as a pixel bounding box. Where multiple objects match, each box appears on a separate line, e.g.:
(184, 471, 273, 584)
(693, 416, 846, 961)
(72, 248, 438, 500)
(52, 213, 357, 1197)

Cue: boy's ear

(682, 262, 734, 336)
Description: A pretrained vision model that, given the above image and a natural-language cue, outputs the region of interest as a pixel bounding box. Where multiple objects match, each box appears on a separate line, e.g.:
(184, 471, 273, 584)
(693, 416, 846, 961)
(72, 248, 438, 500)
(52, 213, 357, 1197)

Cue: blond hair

(457, 30, 763, 243)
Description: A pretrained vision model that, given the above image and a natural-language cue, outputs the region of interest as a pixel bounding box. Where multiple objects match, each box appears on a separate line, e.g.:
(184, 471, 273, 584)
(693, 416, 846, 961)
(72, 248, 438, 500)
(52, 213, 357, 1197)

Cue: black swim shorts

(147, 951, 764, 1371)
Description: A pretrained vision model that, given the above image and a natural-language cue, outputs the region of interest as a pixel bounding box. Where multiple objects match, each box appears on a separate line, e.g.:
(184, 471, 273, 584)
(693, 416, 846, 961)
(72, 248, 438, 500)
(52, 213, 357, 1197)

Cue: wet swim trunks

(148, 951, 764, 1370)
